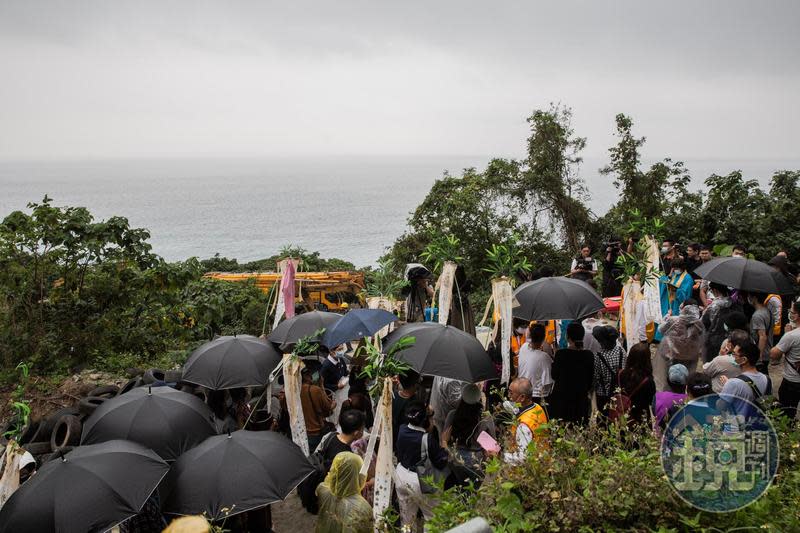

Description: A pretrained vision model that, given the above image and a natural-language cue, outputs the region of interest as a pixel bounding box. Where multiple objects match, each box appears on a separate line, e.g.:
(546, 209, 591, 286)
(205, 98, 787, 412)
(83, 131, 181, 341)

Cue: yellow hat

(340, 302, 350, 309)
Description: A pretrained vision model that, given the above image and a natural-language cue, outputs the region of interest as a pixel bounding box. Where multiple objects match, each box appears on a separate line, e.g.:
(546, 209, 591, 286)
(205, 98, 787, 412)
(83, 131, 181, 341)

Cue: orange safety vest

(511, 403, 548, 450)
(531, 320, 557, 345)
(765, 294, 782, 336)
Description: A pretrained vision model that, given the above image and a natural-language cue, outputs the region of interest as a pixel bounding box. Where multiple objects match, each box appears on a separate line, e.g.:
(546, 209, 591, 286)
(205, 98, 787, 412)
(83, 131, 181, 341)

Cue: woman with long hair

(441, 384, 496, 488)
(548, 321, 595, 424)
(618, 342, 656, 423)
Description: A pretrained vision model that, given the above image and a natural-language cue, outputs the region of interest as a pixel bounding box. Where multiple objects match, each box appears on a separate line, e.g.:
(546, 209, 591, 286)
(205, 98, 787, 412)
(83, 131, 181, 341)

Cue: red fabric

(282, 260, 296, 319)
(603, 297, 621, 313)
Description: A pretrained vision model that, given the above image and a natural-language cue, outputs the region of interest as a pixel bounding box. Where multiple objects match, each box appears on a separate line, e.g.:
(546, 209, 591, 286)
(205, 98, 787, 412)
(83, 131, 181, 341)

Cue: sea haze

(1, 156, 798, 267)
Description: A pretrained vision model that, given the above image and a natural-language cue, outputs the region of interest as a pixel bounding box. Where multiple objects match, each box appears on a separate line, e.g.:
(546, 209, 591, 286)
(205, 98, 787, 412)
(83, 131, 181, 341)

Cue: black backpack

(297, 432, 336, 514)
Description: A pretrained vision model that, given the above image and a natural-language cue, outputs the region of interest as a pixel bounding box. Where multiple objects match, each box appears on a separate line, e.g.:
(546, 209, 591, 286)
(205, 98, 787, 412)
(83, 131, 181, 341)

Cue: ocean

(1, 156, 798, 267)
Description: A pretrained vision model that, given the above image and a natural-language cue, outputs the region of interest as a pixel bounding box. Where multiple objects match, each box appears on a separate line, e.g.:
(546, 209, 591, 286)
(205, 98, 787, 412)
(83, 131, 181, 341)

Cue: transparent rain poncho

(315, 452, 373, 533)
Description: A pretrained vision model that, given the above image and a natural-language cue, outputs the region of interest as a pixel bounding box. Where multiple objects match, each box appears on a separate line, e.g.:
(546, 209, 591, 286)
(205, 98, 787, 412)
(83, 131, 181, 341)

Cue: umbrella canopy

(162, 430, 314, 520)
(0, 440, 169, 533)
(81, 386, 218, 461)
(321, 308, 398, 348)
(182, 334, 282, 390)
(513, 276, 605, 321)
(693, 257, 795, 294)
(267, 310, 342, 346)
(382, 322, 497, 383)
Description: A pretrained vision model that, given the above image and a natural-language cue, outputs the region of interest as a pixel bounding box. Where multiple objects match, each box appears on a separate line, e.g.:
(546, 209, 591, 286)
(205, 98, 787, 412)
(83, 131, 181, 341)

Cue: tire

(164, 369, 183, 383)
(117, 377, 142, 396)
(88, 385, 119, 398)
(78, 396, 106, 417)
(142, 368, 166, 384)
(50, 415, 82, 451)
(18, 421, 40, 445)
(23, 441, 52, 455)
(35, 407, 79, 444)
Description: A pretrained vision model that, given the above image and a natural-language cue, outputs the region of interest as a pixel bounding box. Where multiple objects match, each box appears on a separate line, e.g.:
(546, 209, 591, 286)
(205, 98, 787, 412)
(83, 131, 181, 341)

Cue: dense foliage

(425, 411, 800, 532)
(387, 107, 800, 299)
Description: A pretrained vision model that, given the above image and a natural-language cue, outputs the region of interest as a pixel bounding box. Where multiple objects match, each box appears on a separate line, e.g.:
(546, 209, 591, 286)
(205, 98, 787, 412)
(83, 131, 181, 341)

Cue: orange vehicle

(203, 271, 366, 312)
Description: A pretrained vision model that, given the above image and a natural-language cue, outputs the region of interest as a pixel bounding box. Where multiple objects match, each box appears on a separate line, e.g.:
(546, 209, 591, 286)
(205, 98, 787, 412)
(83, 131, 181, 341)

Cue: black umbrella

(382, 322, 497, 383)
(693, 257, 795, 294)
(512, 276, 605, 321)
(267, 310, 342, 346)
(182, 334, 282, 390)
(0, 440, 169, 533)
(321, 308, 398, 348)
(81, 386, 218, 461)
(162, 430, 314, 520)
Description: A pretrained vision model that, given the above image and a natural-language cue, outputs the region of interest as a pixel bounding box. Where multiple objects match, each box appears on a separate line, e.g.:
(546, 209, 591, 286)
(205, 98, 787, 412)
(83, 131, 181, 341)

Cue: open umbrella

(382, 322, 497, 383)
(162, 430, 314, 520)
(321, 308, 398, 348)
(512, 276, 605, 321)
(0, 440, 169, 533)
(267, 310, 342, 346)
(81, 386, 217, 461)
(693, 257, 795, 294)
(182, 335, 282, 390)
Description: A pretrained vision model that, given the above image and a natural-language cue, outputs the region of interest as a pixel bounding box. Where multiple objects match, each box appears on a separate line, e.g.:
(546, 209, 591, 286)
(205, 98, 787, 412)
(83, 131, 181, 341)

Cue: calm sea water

(1, 156, 798, 266)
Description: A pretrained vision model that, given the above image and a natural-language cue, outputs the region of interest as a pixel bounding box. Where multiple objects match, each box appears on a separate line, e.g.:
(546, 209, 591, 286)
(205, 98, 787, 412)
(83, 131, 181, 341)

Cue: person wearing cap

(441, 383, 496, 487)
(653, 364, 688, 430)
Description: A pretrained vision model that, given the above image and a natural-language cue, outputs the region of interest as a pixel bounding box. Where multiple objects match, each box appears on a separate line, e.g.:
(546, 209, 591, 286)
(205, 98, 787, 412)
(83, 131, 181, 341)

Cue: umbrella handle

(243, 361, 285, 428)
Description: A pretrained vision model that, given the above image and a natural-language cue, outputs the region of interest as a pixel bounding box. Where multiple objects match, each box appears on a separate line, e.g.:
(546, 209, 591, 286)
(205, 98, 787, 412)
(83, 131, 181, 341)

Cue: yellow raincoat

(315, 452, 373, 533)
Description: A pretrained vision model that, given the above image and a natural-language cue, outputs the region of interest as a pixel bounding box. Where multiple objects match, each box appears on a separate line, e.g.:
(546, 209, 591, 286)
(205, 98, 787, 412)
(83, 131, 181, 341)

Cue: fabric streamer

(273, 285, 286, 331)
(366, 297, 398, 338)
(642, 236, 664, 325)
(622, 278, 642, 350)
(281, 259, 296, 320)
(436, 261, 457, 326)
(492, 277, 513, 384)
(0, 442, 25, 509)
(282, 354, 309, 456)
(371, 378, 394, 530)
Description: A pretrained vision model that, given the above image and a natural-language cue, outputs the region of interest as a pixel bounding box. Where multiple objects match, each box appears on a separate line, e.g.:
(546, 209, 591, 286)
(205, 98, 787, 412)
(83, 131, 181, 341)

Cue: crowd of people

(115, 240, 800, 532)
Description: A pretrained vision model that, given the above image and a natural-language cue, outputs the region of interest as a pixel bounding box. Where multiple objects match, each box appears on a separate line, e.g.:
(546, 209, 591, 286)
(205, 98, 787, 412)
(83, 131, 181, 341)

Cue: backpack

(733, 374, 774, 412)
(415, 433, 450, 494)
(608, 370, 649, 423)
(297, 432, 336, 514)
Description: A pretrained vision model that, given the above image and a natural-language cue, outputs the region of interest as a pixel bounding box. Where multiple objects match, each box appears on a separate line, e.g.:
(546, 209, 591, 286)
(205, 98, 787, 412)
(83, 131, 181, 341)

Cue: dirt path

(271, 492, 317, 532)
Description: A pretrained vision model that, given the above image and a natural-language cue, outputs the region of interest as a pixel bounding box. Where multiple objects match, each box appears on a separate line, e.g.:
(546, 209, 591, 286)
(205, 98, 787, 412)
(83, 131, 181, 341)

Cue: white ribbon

(437, 261, 457, 326)
(493, 277, 513, 384)
(282, 354, 309, 456)
(371, 378, 394, 530)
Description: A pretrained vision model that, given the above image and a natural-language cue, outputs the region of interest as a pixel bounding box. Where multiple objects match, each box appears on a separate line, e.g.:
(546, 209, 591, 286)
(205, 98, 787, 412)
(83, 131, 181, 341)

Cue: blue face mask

(729, 355, 740, 367)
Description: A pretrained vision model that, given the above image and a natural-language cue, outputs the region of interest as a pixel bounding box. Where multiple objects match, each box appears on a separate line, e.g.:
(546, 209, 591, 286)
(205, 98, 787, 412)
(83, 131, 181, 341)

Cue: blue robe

(654, 271, 693, 341)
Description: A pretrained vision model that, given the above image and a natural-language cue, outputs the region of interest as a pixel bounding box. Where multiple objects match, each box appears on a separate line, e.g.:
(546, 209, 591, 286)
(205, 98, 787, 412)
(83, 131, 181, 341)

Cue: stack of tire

(11, 367, 183, 463)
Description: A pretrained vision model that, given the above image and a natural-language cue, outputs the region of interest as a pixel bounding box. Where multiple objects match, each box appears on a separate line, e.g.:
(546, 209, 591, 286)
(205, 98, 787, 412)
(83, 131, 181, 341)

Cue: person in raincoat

(315, 452, 373, 533)
(655, 300, 705, 368)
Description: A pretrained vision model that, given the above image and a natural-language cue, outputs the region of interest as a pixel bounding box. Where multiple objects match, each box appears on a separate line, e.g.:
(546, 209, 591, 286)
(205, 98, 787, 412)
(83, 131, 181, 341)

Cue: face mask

(502, 400, 519, 415)
(723, 323, 729, 332)
(729, 355, 740, 367)
(335, 348, 346, 357)
(515, 327, 526, 335)
(673, 269, 682, 274)
(661, 247, 670, 254)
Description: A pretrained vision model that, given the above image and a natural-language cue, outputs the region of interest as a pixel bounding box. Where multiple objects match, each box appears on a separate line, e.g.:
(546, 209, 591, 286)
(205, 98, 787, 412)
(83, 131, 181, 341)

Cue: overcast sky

(1, 1, 798, 161)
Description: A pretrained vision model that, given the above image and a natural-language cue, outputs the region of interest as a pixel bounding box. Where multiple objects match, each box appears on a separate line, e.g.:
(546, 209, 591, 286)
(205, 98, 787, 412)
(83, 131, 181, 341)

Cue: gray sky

(1, 1, 798, 161)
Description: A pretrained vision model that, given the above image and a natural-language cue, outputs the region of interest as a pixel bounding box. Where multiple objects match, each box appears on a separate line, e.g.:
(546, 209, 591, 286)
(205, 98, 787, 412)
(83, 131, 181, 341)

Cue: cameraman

(570, 245, 598, 283)
(602, 241, 623, 297)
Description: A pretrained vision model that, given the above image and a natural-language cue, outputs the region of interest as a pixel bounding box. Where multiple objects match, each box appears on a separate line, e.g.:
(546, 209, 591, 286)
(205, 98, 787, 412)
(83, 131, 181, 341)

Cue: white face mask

(673, 269, 682, 274)
(515, 327, 527, 335)
(661, 246, 670, 254)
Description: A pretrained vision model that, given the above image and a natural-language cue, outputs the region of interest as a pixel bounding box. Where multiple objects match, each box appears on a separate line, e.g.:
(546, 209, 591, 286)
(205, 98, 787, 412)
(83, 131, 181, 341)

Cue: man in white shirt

(770, 297, 800, 419)
(517, 323, 553, 404)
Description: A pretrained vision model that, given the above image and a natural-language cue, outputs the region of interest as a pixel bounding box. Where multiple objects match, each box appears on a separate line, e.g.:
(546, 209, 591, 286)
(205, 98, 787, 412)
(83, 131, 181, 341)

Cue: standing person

(661, 373, 715, 438)
(660, 239, 682, 274)
(592, 326, 626, 415)
(548, 322, 595, 425)
(315, 452, 373, 533)
(659, 257, 693, 318)
(655, 300, 704, 383)
(770, 298, 800, 419)
(404, 268, 434, 323)
(229, 388, 252, 430)
(321, 344, 349, 393)
(301, 367, 335, 451)
(503, 378, 548, 464)
(617, 342, 656, 424)
(602, 239, 623, 297)
(321, 410, 366, 464)
(392, 370, 421, 444)
(394, 402, 449, 530)
(570, 245, 598, 283)
(685, 243, 702, 277)
(516, 323, 553, 405)
(703, 329, 747, 393)
(654, 364, 688, 431)
(447, 265, 476, 335)
(746, 292, 774, 373)
(719, 341, 772, 420)
(429, 376, 466, 434)
(441, 384, 496, 487)
(510, 318, 529, 371)
(701, 284, 744, 362)
(731, 244, 747, 258)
